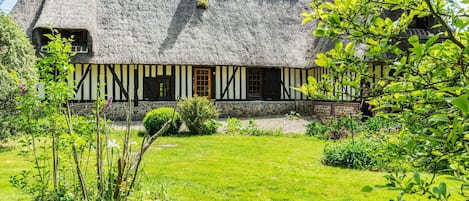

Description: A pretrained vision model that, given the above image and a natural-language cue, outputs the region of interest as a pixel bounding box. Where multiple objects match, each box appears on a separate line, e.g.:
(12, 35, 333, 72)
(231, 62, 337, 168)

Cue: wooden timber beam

(280, 80, 291, 99)
(106, 64, 129, 100)
(74, 64, 91, 94)
(221, 66, 239, 99)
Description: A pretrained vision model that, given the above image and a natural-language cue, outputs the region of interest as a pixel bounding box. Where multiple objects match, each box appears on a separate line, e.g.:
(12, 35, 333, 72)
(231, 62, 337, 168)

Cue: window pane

(247, 69, 262, 98)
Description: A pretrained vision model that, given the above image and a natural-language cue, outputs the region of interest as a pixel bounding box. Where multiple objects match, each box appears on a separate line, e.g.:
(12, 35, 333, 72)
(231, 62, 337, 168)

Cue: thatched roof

(11, 0, 335, 68)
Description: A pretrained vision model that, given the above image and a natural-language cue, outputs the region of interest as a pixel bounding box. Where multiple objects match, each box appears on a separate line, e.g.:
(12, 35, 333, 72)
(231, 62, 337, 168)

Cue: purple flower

(103, 96, 113, 111)
(19, 80, 28, 95)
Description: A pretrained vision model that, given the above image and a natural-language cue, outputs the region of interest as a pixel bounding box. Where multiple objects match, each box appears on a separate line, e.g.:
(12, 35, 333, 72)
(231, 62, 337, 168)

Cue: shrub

(0, 13, 37, 139)
(307, 117, 362, 140)
(322, 138, 378, 170)
(325, 129, 349, 140)
(143, 107, 182, 136)
(225, 117, 242, 134)
(241, 119, 263, 136)
(201, 119, 221, 135)
(178, 97, 218, 135)
(363, 117, 396, 132)
(306, 120, 329, 138)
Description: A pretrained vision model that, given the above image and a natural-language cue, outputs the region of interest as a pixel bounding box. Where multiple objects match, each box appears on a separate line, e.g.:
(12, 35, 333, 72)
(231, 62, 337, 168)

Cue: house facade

(11, 0, 377, 119)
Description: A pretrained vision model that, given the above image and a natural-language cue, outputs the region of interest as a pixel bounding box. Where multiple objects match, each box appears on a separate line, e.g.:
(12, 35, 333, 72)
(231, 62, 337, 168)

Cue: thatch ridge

(12, 0, 335, 68)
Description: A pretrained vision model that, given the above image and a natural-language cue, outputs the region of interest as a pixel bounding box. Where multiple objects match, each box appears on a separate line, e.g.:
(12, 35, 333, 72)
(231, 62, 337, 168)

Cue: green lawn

(0, 134, 457, 200)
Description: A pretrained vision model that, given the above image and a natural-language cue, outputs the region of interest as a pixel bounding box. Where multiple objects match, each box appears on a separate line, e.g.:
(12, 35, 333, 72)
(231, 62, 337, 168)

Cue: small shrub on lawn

(307, 117, 359, 140)
(201, 119, 222, 135)
(143, 107, 182, 136)
(242, 119, 263, 136)
(178, 96, 218, 135)
(322, 138, 378, 169)
(224, 118, 283, 136)
(325, 129, 349, 140)
(225, 117, 242, 134)
(306, 120, 329, 138)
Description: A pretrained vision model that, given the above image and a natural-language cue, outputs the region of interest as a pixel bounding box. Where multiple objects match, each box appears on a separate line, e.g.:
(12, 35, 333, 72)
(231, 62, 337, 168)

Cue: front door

(193, 68, 212, 98)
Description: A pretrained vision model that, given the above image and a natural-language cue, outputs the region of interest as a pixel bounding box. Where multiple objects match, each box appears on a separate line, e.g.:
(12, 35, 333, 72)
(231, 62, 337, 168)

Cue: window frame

(246, 68, 263, 99)
(143, 75, 173, 100)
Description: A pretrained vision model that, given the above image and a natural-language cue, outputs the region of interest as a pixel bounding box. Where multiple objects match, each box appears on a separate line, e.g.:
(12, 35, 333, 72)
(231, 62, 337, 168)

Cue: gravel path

(109, 115, 312, 134)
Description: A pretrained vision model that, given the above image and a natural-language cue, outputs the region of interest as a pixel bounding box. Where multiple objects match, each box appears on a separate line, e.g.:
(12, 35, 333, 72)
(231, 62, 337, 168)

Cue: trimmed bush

(178, 97, 218, 135)
(143, 107, 182, 136)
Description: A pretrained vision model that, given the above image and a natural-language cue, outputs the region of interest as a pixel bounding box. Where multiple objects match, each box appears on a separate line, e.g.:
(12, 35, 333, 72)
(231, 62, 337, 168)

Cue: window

(247, 69, 262, 98)
(36, 28, 89, 53)
(143, 76, 173, 100)
(193, 68, 212, 98)
(246, 68, 281, 100)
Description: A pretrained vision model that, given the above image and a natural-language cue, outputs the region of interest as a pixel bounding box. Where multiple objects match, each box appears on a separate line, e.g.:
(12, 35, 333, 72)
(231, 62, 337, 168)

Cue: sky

(0, 0, 17, 13)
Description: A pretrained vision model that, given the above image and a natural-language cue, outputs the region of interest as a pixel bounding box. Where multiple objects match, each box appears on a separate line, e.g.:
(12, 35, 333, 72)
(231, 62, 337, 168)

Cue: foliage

(143, 107, 182, 136)
(225, 117, 243, 134)
(363, 116, 397, 133)
(223, 117, 283, 136)
(285, 111, 301, 120)
(0, 13, 37, 139)
(178, 96, 218, 135)
(241, 119, 263, 136)
(201, 119, 221, 135)
(303, 0, 469, 199)
(322, 138, 378, 169)
(11, 29, 174, 201)
(306, 120, 329, 138)
(196, 0, 208, 9)
(306, 116, 360, 140)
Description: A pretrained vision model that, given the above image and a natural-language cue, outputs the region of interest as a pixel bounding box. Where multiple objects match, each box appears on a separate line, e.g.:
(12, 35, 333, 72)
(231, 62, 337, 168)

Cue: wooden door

(193, 68, 212, 98)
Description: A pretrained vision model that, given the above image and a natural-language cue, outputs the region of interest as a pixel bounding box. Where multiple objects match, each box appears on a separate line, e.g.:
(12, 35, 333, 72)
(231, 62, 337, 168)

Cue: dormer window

(35, 28, 90, 54)
(400, 16, 433, 39)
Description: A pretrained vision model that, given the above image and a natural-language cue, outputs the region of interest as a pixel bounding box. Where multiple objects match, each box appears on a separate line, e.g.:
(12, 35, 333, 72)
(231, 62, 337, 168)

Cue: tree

(302, 0, 468, 199)
(0, 12, 37, 138)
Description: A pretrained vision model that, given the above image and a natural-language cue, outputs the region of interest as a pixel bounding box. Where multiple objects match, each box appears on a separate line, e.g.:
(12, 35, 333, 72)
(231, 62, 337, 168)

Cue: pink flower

(103, 96, 113, 111)
(19, 80, 28, 95)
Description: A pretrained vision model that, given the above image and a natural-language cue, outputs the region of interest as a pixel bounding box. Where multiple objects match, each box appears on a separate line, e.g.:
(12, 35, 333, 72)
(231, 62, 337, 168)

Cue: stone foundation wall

(215, 101, 315, 117)
(69, 100, 360, 120)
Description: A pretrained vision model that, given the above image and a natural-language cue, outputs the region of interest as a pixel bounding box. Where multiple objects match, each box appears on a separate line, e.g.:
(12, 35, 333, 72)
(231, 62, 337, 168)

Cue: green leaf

(302, 16, 313, 25)
(413, 172, 421, 185)
(408, 35, 419, 46)
(314, 28, 326, 36)
(428, 115, 450, 123)
(335, 41, 343, 52)
(451, 94, 469, 115)
(366, 38, 379, 46)
(361, 186, 374, 192)
(425, 34, 439, 48)
(344, 42, 354, 53)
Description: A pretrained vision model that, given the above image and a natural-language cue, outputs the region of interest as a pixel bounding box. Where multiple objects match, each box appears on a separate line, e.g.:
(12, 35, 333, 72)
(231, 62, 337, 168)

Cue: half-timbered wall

(73, 64, 191, 102)
(280, 67, 309, 100)
(72, 64, 385, 102)
(215, 66, 245, 100)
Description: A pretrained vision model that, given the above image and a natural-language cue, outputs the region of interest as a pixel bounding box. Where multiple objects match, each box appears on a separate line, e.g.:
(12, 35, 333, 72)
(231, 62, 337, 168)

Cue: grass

(0, 134, 462, 200)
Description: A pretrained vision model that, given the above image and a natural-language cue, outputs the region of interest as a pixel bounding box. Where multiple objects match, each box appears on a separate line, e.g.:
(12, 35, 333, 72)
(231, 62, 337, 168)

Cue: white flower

(107, 139, 120, 149)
